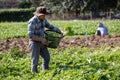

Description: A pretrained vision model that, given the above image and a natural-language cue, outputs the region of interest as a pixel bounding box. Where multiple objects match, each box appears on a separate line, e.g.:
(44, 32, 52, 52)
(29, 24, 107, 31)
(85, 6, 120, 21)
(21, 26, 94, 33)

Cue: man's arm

(31, 36, 48, 45)
(28, 21, 48, 45)
(45, 19, 61, 33)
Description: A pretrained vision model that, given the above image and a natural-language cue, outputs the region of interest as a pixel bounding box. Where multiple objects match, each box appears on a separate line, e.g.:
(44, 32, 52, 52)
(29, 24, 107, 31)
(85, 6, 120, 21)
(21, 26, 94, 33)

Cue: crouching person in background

(95, 23, 108, 37)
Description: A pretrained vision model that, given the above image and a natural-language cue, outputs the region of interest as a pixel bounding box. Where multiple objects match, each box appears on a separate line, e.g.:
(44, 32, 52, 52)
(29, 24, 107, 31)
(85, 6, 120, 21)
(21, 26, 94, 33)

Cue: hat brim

(33, 12, 49, 16)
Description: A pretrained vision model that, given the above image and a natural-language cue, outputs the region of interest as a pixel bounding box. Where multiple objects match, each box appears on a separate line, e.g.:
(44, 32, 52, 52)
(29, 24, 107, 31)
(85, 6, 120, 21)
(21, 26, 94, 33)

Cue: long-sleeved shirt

(28, 16, 59, 39)
(96, 26, 108, 36)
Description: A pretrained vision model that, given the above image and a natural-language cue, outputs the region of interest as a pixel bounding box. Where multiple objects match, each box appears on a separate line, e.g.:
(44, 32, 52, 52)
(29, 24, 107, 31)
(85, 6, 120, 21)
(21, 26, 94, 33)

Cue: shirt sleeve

(45, 19, 59, 31)
(104, 27, 108, 35)
(28, 21, 35, 38)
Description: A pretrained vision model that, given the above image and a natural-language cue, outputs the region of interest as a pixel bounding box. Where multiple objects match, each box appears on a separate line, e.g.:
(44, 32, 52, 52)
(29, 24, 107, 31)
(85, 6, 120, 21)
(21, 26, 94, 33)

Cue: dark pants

(29, 41, 50, 72)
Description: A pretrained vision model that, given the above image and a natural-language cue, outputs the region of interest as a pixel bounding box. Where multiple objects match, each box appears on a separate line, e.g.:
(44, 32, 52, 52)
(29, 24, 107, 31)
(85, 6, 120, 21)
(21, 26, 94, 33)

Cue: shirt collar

(35, 16, 45, 23)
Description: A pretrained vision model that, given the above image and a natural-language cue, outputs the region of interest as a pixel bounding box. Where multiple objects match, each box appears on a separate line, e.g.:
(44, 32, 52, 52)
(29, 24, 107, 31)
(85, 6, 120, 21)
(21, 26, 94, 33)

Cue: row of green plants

(0, 46, 120, 80)
(0, 20, 120, 40)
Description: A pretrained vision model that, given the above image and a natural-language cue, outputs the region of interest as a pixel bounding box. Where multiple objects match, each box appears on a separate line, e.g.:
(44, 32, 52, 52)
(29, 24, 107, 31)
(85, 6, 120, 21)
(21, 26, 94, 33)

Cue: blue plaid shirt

(28, 16, 59, 39)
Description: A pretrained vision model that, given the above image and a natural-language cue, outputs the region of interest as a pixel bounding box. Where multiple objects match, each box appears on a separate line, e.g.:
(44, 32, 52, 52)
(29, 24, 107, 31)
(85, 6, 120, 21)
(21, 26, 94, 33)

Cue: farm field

(0, 20, 120, 80)
(0, 20, 120, 39)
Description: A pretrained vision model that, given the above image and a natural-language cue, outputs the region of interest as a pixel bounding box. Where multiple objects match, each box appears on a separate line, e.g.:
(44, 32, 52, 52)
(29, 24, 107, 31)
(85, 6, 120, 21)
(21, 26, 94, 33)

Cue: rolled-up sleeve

(45, 20, 59, 31)
(28, 21, 35, 38)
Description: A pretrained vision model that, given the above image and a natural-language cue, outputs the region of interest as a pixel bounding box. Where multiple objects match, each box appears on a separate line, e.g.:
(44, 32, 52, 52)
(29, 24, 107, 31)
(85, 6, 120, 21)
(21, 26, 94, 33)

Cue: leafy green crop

(0, 46, 120, 80)
(0, 20, 120, 79)
(0, 20, 120, 40)
(64, 24, 74, 36)
(0, 22, 27, 39)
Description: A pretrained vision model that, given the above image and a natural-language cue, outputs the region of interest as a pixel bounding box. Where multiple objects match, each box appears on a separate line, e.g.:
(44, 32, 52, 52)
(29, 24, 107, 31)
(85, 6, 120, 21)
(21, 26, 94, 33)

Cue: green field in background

(0, 20, 120, 39)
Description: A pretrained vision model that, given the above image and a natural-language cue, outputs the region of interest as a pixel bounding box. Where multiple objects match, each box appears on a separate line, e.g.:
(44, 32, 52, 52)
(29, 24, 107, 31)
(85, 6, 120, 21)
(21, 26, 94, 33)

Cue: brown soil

(0, 34, 120, 53)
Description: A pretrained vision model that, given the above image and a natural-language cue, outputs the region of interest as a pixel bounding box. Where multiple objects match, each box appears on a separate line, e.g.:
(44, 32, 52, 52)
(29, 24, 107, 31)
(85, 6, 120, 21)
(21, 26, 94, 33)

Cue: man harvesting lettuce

(28, 6, 62, 73)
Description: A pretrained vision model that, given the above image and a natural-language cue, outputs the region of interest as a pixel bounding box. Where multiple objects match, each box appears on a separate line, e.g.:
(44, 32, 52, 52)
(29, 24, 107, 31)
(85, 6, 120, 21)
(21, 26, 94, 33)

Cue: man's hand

(57, 29, 64, 34)
(31, 36, 48, 45)
(41, 38, 48, 46)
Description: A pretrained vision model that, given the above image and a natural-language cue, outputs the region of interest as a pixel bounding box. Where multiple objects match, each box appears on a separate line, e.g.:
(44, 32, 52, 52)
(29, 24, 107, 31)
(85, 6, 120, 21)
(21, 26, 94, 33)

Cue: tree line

(20, 0, 120, 19)
(0, 0, 120, 19)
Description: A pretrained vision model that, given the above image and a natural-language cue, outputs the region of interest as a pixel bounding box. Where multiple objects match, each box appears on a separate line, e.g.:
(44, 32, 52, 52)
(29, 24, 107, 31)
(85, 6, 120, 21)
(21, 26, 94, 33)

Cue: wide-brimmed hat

(33, 6, 49, 16)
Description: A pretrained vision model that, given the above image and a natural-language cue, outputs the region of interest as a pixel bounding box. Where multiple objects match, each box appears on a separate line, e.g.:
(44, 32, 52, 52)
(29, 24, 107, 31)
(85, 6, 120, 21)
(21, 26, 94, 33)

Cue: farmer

(28, 6, 62, 73)
(95, 23, 108, 36)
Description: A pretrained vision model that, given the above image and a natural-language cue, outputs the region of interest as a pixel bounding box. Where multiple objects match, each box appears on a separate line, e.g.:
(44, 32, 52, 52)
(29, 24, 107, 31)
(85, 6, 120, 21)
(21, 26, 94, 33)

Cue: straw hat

(33, 6, 49, 16)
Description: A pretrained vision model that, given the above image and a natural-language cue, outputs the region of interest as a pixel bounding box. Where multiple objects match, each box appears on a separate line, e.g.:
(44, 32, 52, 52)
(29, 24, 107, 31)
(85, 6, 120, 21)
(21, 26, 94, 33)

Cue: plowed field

(0, 34, 120, 52)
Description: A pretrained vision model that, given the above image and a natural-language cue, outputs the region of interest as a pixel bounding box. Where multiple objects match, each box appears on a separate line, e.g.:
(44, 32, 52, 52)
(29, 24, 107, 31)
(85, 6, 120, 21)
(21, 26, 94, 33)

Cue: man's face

(38, 15, 45, 20)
